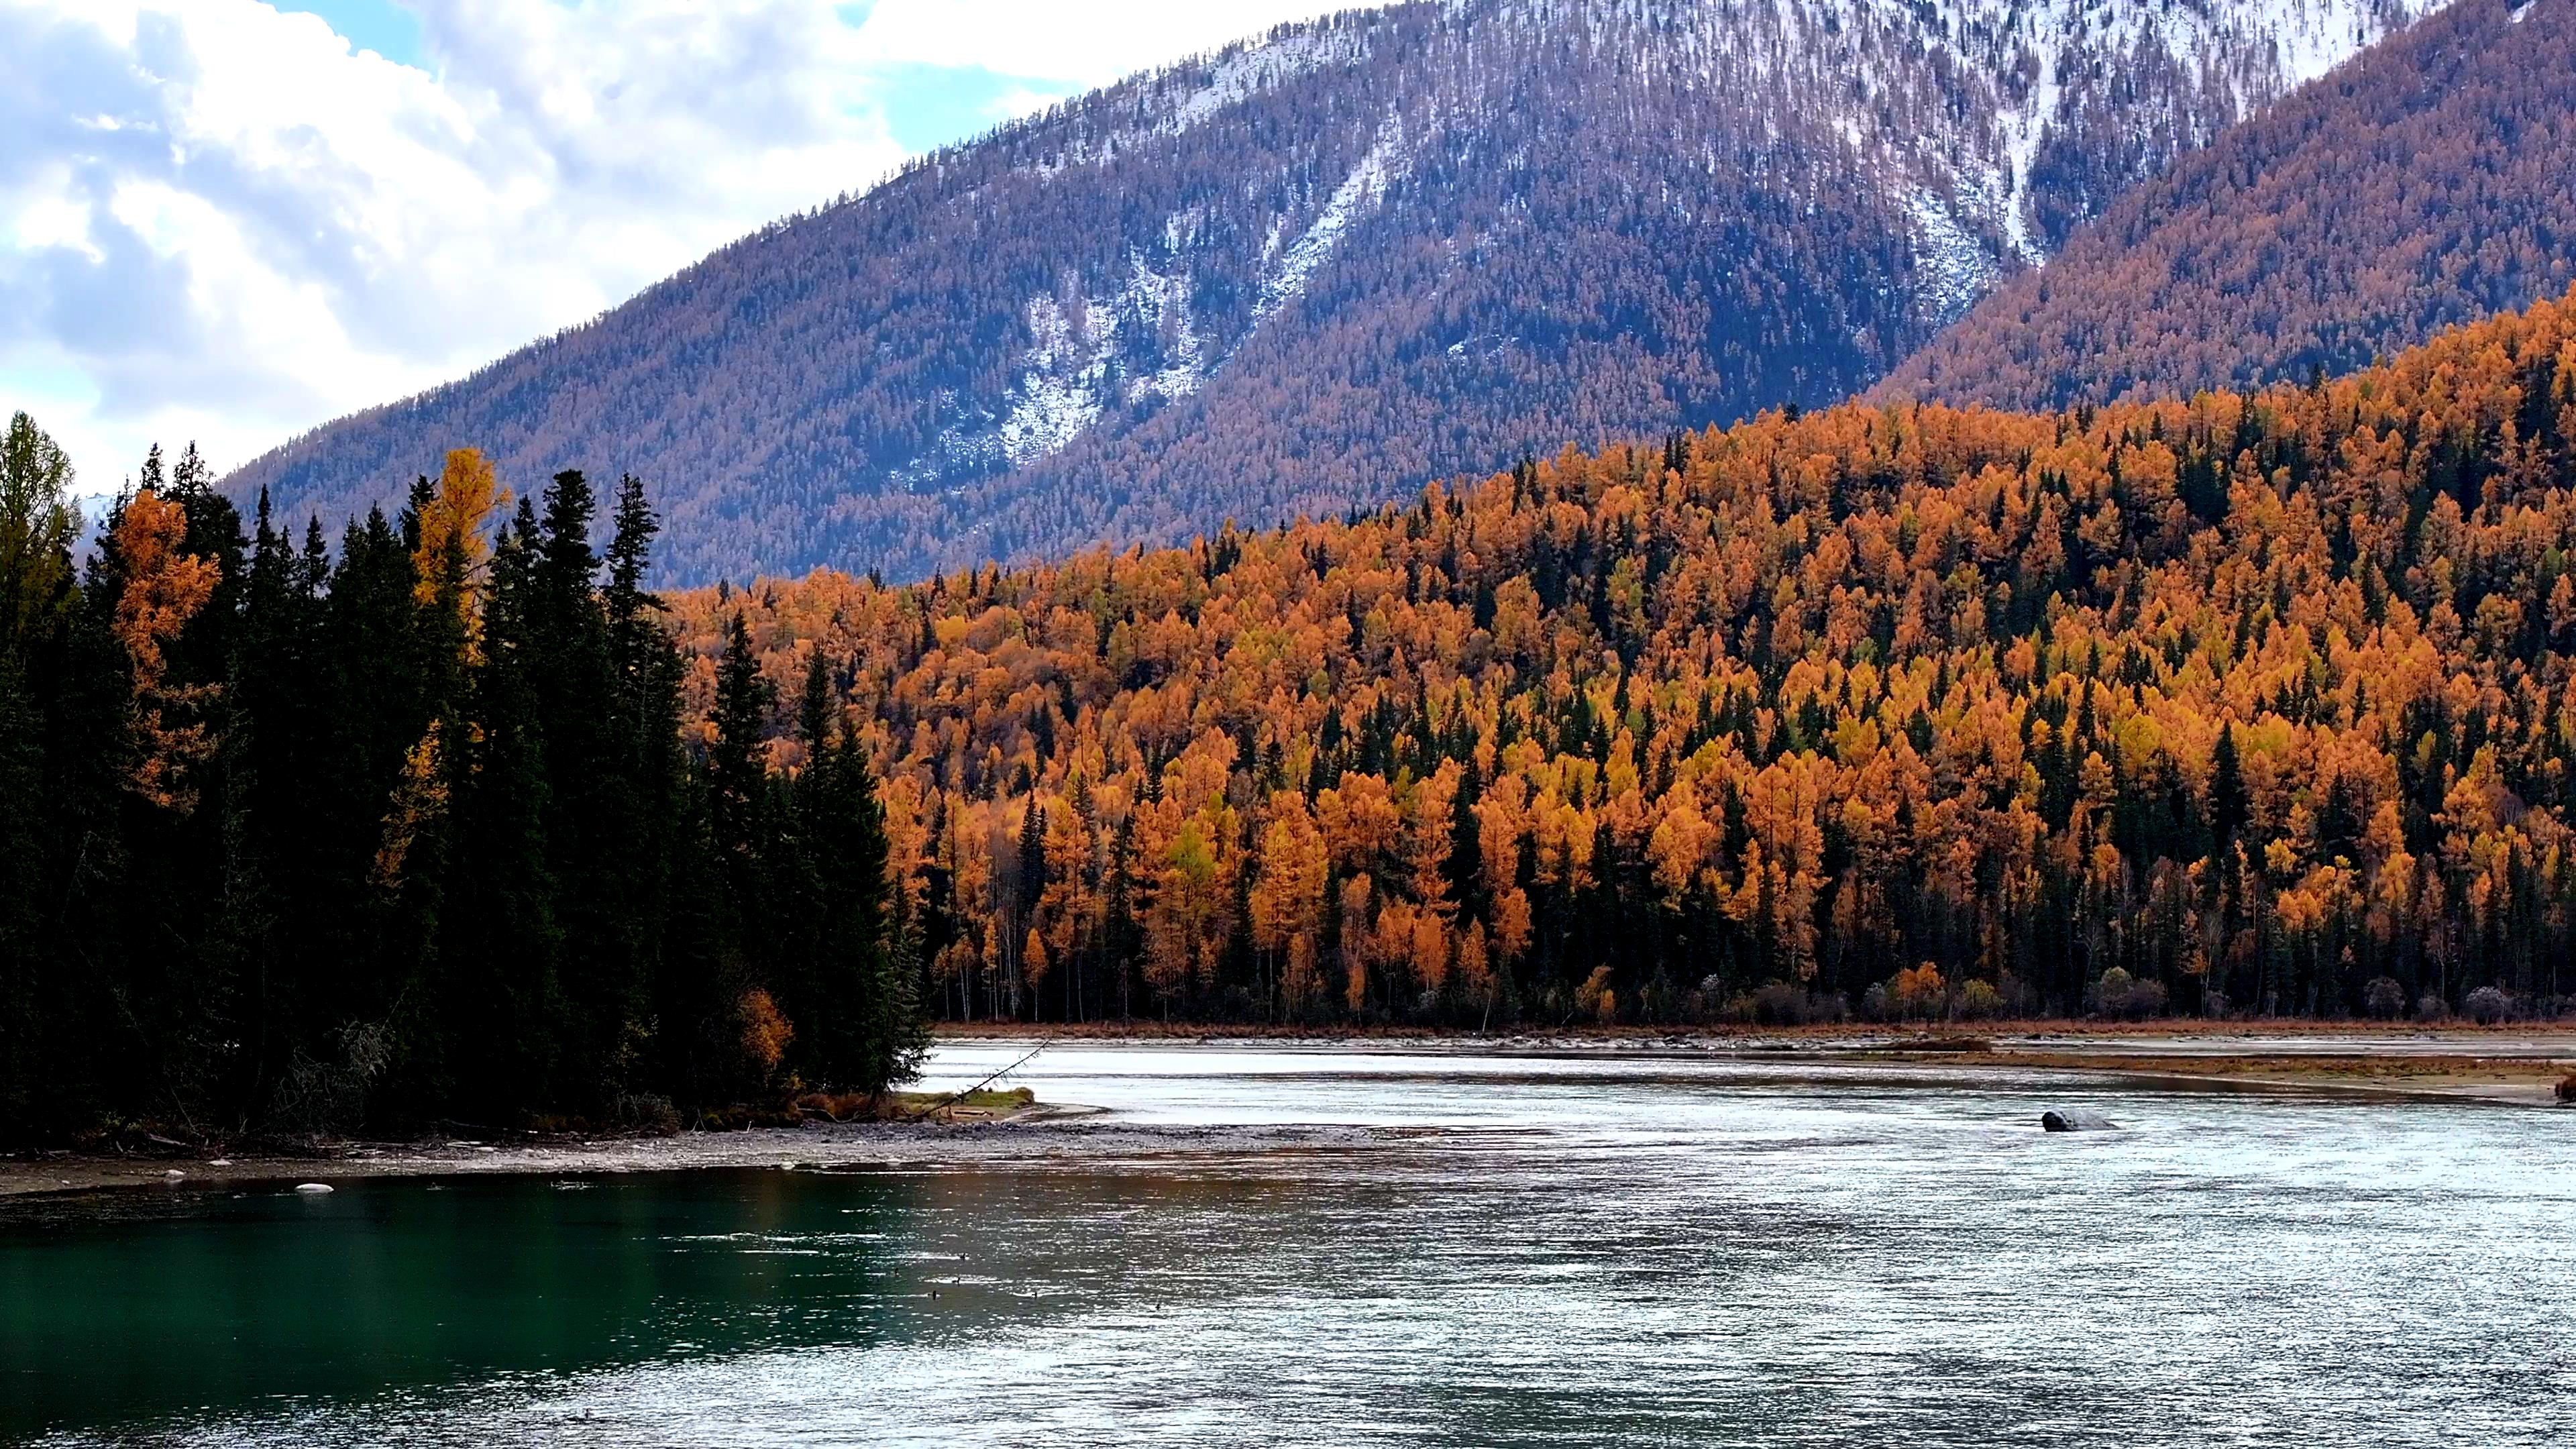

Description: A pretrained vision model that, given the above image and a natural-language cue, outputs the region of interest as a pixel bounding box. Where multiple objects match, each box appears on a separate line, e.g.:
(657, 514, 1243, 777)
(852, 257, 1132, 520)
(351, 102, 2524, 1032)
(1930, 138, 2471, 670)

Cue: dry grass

(885, 1087, 1037, 1124)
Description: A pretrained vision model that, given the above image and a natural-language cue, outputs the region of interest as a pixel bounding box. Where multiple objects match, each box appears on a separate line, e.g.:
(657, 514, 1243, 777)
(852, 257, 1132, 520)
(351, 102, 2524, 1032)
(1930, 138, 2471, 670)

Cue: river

(6, 1043, 2571, 1446)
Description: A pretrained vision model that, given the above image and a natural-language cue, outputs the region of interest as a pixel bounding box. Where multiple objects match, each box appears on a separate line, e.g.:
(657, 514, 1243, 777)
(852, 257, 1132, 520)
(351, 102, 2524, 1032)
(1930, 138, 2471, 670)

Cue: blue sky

(274, 1, 429, 66)
(3, 1, 1340, 498)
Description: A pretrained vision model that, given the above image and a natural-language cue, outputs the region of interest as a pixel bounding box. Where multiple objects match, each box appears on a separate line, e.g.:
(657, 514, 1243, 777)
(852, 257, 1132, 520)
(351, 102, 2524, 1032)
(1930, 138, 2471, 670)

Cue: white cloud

(0, 0, 1342, 500)
(845, 0, 1348, 85)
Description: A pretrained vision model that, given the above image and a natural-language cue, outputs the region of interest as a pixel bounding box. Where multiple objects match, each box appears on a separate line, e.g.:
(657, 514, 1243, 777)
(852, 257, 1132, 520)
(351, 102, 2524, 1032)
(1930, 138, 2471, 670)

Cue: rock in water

(2041, 1110, 2116, 1132)
(293, 1183, 335, 1194)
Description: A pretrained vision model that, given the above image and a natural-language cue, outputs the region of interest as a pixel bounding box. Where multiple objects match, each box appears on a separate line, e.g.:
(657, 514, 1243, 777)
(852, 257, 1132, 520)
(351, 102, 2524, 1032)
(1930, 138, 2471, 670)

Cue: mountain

(669, 288, 2576, 1024)
(1880, 0, 2576, 411)
(224, 0, 2434, 584)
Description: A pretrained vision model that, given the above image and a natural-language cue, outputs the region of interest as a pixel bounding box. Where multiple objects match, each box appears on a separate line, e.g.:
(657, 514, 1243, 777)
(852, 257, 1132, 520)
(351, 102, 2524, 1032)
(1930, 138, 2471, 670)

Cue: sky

(2, 0, 1347, 502)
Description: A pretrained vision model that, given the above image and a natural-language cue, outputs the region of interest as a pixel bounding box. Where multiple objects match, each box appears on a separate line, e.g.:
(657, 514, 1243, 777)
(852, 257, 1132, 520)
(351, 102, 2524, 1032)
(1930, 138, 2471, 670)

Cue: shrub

(610, 1093, 681, 1136)
(1890, 963, 1945, 1018)
(1575, 965, 1617, 1024)
(2092, 967, 2165, 1020)
(738, 987, 794, 1079)
(1750, 981, 1819, 1026)
(2463, 986, 2512, 1025)
(2363, 975, 2406, 1020)
(1958, 979, 2004, 1020)
(2416, 992, 2449, 1022)
(1860, 983, 1892, 1021)
(268, 1021, 392, 1138)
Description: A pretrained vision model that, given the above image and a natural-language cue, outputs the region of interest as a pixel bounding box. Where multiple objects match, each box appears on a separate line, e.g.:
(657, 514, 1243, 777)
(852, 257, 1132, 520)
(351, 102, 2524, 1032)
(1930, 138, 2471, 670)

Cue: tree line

(0, 434, 922, 1146)
(682, 290, 2576, 1031)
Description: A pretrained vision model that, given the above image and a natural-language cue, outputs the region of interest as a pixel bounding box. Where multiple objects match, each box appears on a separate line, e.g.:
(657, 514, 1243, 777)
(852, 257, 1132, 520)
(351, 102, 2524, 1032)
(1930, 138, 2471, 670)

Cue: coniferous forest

(0, 435, 924, 1145)
(15, 292, 2576, 1141)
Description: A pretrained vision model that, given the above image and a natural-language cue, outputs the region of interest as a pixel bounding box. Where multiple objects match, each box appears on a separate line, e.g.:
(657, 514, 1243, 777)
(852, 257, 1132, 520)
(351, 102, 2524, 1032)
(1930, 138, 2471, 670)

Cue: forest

(678, 290, 2576, 1032)
(12, 288, 2576, 1141)
(0, 433, 924, 1145)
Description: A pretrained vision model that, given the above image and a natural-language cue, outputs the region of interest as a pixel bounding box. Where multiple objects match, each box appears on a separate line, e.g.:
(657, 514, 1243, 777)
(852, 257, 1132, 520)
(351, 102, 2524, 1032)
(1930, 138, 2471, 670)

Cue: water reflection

(9, 1046, 2574, 1447)
(1, 1171, 950, 1439)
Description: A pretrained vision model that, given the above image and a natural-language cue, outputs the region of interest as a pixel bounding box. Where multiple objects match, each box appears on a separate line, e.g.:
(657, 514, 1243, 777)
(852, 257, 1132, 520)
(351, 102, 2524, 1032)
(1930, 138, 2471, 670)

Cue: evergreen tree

(0, 435, 926, 1143)
(2210, 722, 2249, 847)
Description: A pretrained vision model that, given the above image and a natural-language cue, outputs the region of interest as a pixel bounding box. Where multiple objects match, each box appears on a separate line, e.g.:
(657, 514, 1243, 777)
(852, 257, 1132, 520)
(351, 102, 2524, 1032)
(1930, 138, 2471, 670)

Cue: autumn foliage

(676, 290, 2576, 1026)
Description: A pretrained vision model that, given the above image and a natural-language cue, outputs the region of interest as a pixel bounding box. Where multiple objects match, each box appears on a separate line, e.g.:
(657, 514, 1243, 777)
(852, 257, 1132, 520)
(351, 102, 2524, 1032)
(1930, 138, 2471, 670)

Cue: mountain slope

(1880, 0, 2576, 411)
(227, 0, 2434, 583)
(672, 288, 2576, 1024)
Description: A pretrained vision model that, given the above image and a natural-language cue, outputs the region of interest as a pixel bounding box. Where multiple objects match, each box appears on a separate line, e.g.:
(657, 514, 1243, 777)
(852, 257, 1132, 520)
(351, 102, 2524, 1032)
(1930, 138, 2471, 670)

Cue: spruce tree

(2210, 722, 2249, 847)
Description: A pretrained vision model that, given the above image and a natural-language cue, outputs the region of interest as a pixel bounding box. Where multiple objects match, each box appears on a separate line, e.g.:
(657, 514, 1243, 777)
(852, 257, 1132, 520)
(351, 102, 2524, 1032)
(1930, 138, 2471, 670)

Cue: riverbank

(938, 1022, 2576, 1106)
(0, 1111, 1426, 1201)
(7, 1028, 2567, 1199)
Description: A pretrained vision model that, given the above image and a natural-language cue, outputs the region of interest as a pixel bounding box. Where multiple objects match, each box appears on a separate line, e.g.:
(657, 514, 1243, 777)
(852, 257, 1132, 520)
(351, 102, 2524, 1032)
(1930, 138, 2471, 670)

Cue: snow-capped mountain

(228, 0, 2440, 583)
(1884, 0, 2576, 411)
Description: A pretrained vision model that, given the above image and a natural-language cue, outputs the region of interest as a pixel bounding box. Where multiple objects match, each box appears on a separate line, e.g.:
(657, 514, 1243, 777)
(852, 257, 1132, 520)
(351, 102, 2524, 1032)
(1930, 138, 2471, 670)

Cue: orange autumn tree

(111, 487, 221, 812)
(412, 446, 504, 640)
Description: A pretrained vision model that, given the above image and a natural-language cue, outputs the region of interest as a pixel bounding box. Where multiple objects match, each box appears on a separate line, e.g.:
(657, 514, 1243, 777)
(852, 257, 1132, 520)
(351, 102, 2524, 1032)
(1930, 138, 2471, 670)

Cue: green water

(7, 1047, 2574, 1447)
(0, 1171, 985, 1440)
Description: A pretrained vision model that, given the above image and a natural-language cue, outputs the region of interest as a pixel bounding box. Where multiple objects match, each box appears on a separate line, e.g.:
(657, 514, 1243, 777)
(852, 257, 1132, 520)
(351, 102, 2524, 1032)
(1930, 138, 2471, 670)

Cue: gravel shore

(9, 1030, 2567, 1199)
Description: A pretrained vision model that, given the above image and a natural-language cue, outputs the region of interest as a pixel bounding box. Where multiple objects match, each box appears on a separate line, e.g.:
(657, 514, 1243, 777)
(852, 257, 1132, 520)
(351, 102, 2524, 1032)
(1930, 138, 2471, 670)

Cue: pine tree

(709, 613, 773, 881)
(2210, 722, 2249, 847)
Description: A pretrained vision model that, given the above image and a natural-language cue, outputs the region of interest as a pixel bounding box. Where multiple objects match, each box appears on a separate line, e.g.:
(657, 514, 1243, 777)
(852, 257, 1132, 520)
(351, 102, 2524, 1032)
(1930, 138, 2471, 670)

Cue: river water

(6, 1044, 2571, 1446)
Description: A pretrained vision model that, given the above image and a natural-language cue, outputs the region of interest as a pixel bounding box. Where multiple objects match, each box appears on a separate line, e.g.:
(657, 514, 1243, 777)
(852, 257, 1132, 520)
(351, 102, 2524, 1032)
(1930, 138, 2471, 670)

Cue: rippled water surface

(8, 1044, 2573, 1446)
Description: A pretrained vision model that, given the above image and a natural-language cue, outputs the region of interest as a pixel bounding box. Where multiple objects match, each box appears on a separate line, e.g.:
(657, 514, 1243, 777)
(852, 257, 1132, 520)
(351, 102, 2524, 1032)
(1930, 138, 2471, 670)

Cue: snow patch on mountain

(925, 254, 1211, 478)
(1258, 124, 1407, 321)
(890, 411, 1004, 496)
(1121, 254, 1205, 405)
(1168, 27, 1373, 133)
(1002, 294, 1120, 466)
(1996, 46, 2060, 266)
(1906, 189, 2000, 326)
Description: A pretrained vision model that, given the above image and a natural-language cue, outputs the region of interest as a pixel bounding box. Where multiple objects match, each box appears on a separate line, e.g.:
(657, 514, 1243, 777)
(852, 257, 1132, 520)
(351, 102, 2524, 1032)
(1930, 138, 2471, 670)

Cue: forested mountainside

(675, 293, 2576, 1030)
(1883, 0, 2576, 412)
(225, 0, 2431, 585)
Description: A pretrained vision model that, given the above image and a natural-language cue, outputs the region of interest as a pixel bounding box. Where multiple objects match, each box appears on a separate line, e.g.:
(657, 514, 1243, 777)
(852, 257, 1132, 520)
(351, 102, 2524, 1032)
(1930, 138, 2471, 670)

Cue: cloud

(1, 0, 1342, 501)
(843, 0, 1350, 86)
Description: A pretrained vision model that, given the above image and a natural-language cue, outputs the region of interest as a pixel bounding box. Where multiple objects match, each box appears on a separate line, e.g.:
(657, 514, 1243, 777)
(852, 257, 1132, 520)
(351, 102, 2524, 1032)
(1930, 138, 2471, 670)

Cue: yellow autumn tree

(413, 446, 506, 645)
